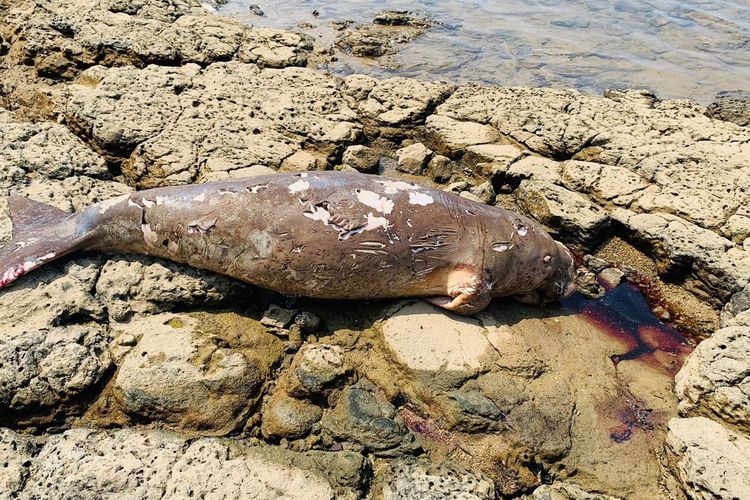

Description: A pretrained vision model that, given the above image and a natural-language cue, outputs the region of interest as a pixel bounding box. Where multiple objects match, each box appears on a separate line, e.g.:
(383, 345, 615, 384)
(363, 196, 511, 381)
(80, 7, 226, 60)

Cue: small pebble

(599, 267, 625, 289)
(248, 4, 264, 16)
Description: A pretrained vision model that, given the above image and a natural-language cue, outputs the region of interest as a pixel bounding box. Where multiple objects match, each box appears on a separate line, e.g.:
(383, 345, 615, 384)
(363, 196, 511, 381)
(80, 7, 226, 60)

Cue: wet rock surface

(0, 0, 748, 497)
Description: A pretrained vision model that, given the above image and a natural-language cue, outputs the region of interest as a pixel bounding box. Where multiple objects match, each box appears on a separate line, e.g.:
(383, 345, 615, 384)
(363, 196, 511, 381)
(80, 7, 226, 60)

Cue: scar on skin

(492, 242, 514, 252)
(408, 191, 433, 206)
(289, 179, 310, 194)
(356, 189, 394, 214)
(514, 222, 529, 236)
(248, 183, 269, 194)
(141, 223, 159, 246)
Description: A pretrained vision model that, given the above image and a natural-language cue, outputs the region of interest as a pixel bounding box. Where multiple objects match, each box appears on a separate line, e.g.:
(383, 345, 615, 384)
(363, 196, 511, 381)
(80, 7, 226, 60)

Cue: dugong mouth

(545, 242, 577, 300)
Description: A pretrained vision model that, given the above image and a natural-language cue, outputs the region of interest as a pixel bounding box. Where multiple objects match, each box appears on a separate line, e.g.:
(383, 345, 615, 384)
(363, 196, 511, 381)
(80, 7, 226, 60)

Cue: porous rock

(112, 313, 283, 434)
(396, 142, 432, 174)
(0, 325, 111, 412)
(96, 256, 246, 321)
(675, 325, 750, 433)
(342, 145, 380, 173)
(706, 90, 750, 127)
(0, 428, 38, 496)
(321, 383, 416, 453)
(666, 417, 750, 500)
(286, 344, 349, 398)
(63, 63, 360, 187)
(381, 457, 495, 500)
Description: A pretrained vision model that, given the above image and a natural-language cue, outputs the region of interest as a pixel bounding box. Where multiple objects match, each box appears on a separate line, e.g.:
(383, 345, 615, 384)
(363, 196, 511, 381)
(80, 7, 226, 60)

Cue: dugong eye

(492, 242, 514, 252)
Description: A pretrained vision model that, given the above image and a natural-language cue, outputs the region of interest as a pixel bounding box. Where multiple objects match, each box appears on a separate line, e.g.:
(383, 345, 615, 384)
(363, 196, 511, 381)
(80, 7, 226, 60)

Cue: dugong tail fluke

(0, 197, 91, 289)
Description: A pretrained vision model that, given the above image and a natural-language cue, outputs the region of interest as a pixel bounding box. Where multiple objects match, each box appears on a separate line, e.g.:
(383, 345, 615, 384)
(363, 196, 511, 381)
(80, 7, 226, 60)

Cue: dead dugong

(0, 171, 576, 314)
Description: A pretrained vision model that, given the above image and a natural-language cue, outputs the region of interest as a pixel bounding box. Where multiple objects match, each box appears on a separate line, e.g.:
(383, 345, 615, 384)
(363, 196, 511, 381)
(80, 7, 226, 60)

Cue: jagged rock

(0, 109, 107, 190)
(342, 145, 381, 173)
(613, 209, 750, 305)
(0, 257, 105, 332)
(531, 482, 622, 499)
(515, 180, 609, 243)
(322, 383, 416, 453)
(63, 63, 360, 187)
(598, 268, 625, 289)
(675, 325, 750, 432)
(348, 77, 454, 126)
(721, 283, 750, 327)
(706, 90, 750, 127)
(435, 84, 750, 234)
(261, 305, 297, 330)
(382, 302, 495, 376)
(19, 428, 363, 499)
(427, 154, 453, 183)
(0, 428, 38, 496)
(666, 417, 750, 499)
(336, 14, 432, 59)
(576, 268, 605, 299)
(261, 393, 322, 439)
(425, 115, 501, 154)
(469, 181, 495, 205)
(280, 150, 326, 172)
(111, 313, 283, 434)
(396, 142, 432, 174)
(95, 256, 246, 321)
(0, 0, 311, 82)
(381, 457, 495, 499)
(0, 325, 111, 413)
(286, 344, 349, 398)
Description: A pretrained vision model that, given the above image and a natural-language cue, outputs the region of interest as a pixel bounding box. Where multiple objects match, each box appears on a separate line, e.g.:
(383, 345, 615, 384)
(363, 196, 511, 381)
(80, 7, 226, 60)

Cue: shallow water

(218, 0, 749, 104)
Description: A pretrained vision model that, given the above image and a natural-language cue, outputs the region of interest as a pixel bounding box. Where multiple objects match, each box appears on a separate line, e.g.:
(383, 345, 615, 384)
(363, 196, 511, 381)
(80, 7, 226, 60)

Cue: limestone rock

(0, 325, 111, 412)
(0, 257, 105, 332)
(112, 313, 283, 434)
(0, 428, 38, 496)
(396, 142, 432, 174)
(0, 0, 311, 82)
(0, 109, 107, 190)
(322, 383, 415, 453)
(280, 150, 326, 172)
(531, 482, 622, 499)
(666, 417, 750, 499)
(342, 145, 381, 173)
(675, 325, 750, 432)
(381, 457, 495, 500)
(435, 84, 750, 234)
(20, 428, 363, 499)
(261, 393, 322, 439)
(286, 344, 349, 398)
(427, 154, 453, 183)
(515, 180, 609, 243)
(506, 156, 562, 183)
(64, 63, 360, 187)
(425, 115, 501, 154)
(351, 77, 454, 125)
(706, 90, 750, 127)
(382, 302, 495, 376)
(95, 256, 246, 321)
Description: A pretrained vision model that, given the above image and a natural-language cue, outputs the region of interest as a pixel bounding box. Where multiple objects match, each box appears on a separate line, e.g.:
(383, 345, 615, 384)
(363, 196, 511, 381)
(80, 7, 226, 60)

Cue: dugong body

(1, 172, 576, 314)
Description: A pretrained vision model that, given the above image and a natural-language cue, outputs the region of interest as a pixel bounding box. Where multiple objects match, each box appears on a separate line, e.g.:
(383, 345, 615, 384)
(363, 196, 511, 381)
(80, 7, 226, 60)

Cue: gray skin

(1, 172, 576, 315)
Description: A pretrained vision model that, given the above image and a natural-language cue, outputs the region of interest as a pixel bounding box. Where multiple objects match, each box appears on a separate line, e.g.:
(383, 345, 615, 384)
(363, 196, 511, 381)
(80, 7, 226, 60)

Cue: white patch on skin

(249, 183, 268, 194)
(303, 206, 331, 224)
(356, 190, 394, 214)
(142, 199, 155, 208)
(289, 179, 310, 194)
(406, 218, 413, 227)
(193, 192, 206, 202)
(544, 255, 552, 262)
(377, 180, 416, 194)
(515, 223, 528, 236)
(364, 213, 390, 231)
(141, 224, 159, 246)
(155, 196, 169, 205)
(128, 200, 140, 208)
(40, 253, 55, 261)
(492, 242, 514, 252)
(408, 191, 433, 206)
(167, 241, 179, 253)
(96, 194, 130, 213)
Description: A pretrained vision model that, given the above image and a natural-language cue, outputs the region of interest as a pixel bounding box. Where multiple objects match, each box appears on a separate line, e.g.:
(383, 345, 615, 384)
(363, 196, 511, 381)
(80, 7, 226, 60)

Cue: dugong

(0, 172, 576, 314)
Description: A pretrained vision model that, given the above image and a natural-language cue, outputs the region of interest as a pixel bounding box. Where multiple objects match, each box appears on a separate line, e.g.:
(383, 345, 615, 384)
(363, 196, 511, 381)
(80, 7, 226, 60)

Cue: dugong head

(514, 241, 577, 305)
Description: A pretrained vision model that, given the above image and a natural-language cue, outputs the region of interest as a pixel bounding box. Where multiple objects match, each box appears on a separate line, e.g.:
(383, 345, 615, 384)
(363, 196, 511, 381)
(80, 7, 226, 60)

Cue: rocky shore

(1, 1, 749, 498)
